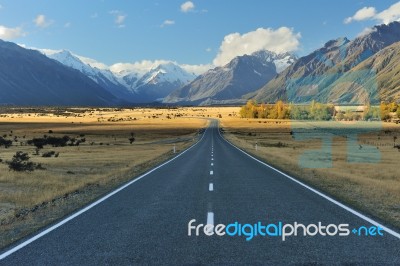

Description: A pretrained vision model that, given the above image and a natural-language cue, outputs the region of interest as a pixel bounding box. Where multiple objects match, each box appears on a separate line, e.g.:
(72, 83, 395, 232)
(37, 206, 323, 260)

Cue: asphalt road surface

(1, 119, 399, 265)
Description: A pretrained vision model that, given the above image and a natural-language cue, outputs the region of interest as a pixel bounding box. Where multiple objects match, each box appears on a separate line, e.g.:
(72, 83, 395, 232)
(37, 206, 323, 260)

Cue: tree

(275, 100, 287, 119)
(380, 102, 391, 120)
(240, 100, 259, 118)
(397, 105, 400, 118)
(388, 102, 398, 112)
(364, 106, 380, 120)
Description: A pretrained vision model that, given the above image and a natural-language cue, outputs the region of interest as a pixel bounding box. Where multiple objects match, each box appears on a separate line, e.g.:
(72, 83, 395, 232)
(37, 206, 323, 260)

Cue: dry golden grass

(221, 112, 400, 229)
(1, 106, 399, 249)
(0, 107, 208, 249)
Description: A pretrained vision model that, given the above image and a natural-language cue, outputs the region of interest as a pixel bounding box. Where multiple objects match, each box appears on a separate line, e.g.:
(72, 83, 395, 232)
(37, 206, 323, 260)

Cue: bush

(42, 151, 56, 157)
(8, 151, 36, 172)
(27, 135, 71, 148)
(0, 137, 12, 148)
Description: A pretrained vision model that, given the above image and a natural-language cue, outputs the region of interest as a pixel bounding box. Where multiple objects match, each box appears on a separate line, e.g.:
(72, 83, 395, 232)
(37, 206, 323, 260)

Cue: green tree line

(240, 100, 400, 121)
(240, 100, 334, 120)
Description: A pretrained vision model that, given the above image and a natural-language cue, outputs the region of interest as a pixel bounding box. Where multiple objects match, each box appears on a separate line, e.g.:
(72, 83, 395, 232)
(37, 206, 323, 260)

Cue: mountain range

(250, 21, 400, 104)
(44, 50, 196, 103)
(1, 21, 400, 106)
(163, 51, 296, 105)
(0, 40, 118, 106)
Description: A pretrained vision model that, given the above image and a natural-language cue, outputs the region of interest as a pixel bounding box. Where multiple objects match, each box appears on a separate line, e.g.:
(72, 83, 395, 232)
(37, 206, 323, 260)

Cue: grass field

(0, 107, 209, 249)
(0, 106, 399, 250)
(220, 114, 400, 230)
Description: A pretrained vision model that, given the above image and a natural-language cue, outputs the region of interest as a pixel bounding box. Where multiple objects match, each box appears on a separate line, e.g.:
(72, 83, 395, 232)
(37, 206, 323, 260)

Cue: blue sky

(1, 0, 400, 73)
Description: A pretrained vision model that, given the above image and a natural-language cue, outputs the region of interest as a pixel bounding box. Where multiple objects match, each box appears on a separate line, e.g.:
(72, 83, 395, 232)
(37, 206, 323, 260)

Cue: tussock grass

(221, 115, 400, 229)
(0, 107, 207, 249)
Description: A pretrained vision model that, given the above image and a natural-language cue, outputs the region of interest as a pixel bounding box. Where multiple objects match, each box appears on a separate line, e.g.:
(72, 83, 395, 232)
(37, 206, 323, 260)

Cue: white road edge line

(0, 123, 211, 261)
(209, 183, 214, 191)
(217, 121, 400, 240)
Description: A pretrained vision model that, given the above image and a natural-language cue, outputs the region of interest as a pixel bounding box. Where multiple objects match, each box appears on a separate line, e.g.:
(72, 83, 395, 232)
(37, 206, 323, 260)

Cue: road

(0, 119, 399, 265)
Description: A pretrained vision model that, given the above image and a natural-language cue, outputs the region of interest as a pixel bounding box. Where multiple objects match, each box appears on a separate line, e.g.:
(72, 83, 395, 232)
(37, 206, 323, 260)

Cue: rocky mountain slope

(251, 21, 400, 104)
(0, 40, 118, 106)
(164, 50, 296, 105)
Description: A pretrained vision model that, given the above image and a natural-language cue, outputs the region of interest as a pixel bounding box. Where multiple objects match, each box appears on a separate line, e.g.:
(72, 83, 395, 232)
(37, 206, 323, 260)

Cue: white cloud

(109, 10, 127, 27)
(344, 2, 400, 25)
(116, 15, 126, 24)
(181, 1, 195, 13)
(357, 27, 377, 37)
(344, 7, 376, 24)
(375, 2, 400, 24)
(205, 47, 211, 52)
(110, 59, 212, 76)
(35, 48, 61, 55)
(0, 25, 25, 40)
(161, 20, 175, 27)
(91, 13, 98, 19)
(213, 27, 301, 66)
(33, 14, 53, 28)
(111, 60, 172, 75)
(64, 22, 71, 28)
(180, 63, 213, 75)
(30, 45, 212, 76)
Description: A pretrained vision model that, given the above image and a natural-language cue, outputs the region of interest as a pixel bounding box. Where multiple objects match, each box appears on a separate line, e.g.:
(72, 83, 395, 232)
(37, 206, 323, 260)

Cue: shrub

(42, 151, 56, 157)
(8, 151, 36, 172)
(27, 136, 71, 148)
(0, 137, 12, 148)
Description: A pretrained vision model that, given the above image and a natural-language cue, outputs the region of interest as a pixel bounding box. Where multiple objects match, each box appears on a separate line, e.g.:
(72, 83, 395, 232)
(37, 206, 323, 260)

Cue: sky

(1, 0, 400, 74)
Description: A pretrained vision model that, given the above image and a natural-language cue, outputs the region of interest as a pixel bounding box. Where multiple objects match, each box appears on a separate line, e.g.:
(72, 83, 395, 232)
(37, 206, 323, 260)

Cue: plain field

(220, 113, 400, 230)
(0, 106, 399, 250)
(0, 107, 207, 249)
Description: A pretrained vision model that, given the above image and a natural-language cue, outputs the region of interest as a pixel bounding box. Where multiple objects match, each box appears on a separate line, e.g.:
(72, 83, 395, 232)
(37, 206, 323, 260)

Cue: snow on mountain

(130, 62, 197, 102)
(120, 72, 141, 91)
(41, 49, 197, 102)
(44, 50, 118, 84)
(251, 50, 297, 73)
(137, 62, 196, 88)
(0, 41, 118, 106)
(42, 50, 138, 101)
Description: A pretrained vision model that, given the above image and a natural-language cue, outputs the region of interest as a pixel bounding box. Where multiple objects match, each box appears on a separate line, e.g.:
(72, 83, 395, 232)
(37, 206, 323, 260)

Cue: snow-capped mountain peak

(141, 62, 196, 85)
(44, 49, 100, 77)
(251, 50, 298, 73)
(39, 49, 197, 103)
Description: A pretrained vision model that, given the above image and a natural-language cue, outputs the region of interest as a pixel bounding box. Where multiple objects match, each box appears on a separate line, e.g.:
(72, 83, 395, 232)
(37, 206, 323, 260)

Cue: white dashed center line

(210, 170, 213, 175)
(207, 212, 214, 227)
(209, 183, 214, 191)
